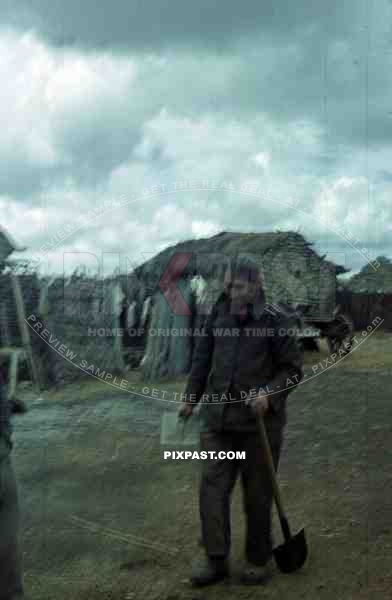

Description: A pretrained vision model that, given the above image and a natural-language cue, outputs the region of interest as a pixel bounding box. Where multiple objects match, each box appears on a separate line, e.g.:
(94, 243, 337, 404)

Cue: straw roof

(348, 257, 392, 293)
(134, 230, 347, 280)
(133, 230, 347, 319)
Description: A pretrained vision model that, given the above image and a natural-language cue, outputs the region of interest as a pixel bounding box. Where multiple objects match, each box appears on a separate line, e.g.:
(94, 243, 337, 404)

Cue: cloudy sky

(1, 0, 391, 277)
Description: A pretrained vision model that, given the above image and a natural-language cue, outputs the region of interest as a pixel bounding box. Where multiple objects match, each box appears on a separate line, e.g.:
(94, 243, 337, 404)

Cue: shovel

(257, 415, 308, 573)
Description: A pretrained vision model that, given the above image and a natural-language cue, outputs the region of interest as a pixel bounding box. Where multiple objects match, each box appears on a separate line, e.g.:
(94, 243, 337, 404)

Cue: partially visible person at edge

(178, 257, 304, 587)
(0, 367, 24, 599)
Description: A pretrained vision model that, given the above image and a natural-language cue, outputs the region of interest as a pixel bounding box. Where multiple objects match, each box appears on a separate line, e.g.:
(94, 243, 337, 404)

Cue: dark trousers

(199, 426, 283, 566)
(0, 455, 24, 600)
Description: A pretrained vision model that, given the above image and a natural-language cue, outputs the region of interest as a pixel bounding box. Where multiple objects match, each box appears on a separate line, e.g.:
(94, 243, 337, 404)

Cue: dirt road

(11, 367, 392, 599)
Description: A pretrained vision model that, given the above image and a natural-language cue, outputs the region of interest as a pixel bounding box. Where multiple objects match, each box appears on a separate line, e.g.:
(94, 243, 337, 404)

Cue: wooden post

(8, 350, 19, 401)
(0, 301, 10, 346)
(11, 271, 41, 395)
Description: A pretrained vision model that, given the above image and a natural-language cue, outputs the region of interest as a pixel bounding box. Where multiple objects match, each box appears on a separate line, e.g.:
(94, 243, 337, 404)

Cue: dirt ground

(11, 332, 392, 599)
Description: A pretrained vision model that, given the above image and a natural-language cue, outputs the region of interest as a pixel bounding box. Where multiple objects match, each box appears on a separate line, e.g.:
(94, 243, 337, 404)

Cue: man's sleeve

(266, 316, 304, 413)
(183, 309, 215, 405)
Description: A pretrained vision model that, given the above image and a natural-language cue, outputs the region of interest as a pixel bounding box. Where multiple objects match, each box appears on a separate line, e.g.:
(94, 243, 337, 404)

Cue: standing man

(0, 367, 24, 599)
(179, 257, 303, 586)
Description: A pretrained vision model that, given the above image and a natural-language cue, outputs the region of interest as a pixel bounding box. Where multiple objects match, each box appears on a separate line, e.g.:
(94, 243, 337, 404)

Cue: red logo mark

(158, 253, 193, 315)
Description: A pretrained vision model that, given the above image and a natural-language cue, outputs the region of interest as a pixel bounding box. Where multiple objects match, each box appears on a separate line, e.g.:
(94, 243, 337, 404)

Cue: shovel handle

(257, 416, 292, 540)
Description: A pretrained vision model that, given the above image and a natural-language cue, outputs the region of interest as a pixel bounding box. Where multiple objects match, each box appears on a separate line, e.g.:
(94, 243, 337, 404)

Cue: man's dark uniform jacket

(184, 291, 304, 432)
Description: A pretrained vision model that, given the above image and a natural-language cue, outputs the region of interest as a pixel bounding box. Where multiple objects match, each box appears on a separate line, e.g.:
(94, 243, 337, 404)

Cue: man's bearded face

(225, 271, 259, 306)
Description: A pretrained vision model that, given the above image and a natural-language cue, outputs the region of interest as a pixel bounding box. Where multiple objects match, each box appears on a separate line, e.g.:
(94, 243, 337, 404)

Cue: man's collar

(252, 300, 266, 319)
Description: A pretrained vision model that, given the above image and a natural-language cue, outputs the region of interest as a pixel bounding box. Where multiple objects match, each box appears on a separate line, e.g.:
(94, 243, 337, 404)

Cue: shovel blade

(273, 528, 307, 573)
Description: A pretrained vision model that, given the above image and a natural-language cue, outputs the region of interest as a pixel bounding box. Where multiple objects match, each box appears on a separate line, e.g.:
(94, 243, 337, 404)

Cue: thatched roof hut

(347, 257, 392, 293)
(0, 225, 27, 267)
(0, 227, 38, 351)
(137, 230, 348, 382)
(344, 258, 392, 330)
(135, 230, 347, 320)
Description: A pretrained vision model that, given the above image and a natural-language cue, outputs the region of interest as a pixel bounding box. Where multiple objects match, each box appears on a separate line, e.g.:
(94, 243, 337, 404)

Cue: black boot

(190, 556, 229, 587)
(240, 560, 273, 585)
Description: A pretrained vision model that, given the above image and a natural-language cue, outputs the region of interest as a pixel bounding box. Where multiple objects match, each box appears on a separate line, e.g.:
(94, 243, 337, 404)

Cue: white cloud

(191, 220, 221, 238)
(251, 152, 271, 170)
(1, 16, 391, 276)
(0, 30, 139, 184)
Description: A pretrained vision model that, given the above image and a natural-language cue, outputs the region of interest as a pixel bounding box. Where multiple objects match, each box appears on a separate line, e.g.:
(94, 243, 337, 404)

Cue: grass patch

(20, 330, 391, 406)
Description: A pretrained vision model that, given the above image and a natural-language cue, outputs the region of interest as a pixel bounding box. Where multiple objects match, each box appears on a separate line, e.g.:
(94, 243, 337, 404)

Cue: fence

(0, 272, 126, 387)
(336, 289, 392, 330)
